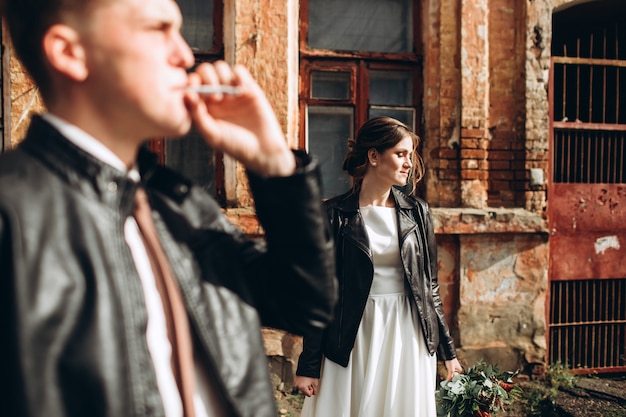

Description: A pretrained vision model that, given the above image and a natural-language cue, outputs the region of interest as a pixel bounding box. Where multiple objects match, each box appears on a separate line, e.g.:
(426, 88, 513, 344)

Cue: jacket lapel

(335, 192, 371, 257)
(393, 188, 419, 244)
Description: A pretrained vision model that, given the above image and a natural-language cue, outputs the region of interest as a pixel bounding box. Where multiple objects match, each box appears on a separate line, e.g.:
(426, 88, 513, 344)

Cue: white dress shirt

(41, 113, 223, 417)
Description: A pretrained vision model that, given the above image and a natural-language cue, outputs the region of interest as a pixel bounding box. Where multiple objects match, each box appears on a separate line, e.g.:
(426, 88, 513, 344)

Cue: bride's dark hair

(342, 116, 424, 195)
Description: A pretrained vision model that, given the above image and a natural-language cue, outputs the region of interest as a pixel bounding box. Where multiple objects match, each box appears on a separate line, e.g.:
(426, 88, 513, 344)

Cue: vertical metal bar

(563, 47, 568, 121)
(548, 283, 558, 363)
(554, 284, 563, 364)
(557, 281, 562, 345)
(618, 279, 624, 321)
(613, 132, 618, 183)
(600, 133, 606, 182)
(614, 279, 626, 366)
(580, 280, 596, 364)
(607, 132, 612, 183)
(615, 23, 620, 123)
(615, 324, 626, 367)
(616, 132, 626, 182)
(611, 133, 616, 183)
(607, 281, 614, 367)
(584, 131, 588, 182)
(586, 131, 592, 184)
(592, 131, 596, 183)
(600, 281, 605, 368)
(576, 39, 581, 120)
(564, 283, 570, 365)
(563, 131, 572, 182)
(573, 282, 577, 367)
(551, 282, 557, 363)
(574, 130, 579, 182)
(589, 33, 594, 123)
(560, 132, 565, 182)
(590, 281, 604, 367)
(603, 29, 608, 123)
(549, 282, 553, 363)
(600, 322, 604, 369)
(612, 324, 617, 368)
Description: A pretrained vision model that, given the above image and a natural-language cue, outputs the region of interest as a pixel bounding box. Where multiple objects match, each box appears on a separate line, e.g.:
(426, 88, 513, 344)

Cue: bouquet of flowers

(436, 360, 521, 417)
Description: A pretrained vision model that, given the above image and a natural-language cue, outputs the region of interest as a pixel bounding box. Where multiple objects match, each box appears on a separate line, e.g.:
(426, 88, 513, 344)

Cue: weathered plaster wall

(223, 0, 296, 209)
(423, 0, 541, 211)
(422, 0, 463, 207)
(8, 53, 44, 147)
(458, 234, 548, 368)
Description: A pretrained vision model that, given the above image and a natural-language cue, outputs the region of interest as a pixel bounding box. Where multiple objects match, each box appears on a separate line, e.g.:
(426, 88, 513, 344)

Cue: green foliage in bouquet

(436, 360, 521, 417)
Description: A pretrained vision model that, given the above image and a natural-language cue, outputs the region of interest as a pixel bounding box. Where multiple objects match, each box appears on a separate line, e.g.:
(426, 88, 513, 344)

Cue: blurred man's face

(78, 0, 195, 140)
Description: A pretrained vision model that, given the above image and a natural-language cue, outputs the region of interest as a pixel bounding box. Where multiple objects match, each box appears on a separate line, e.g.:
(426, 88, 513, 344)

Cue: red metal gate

(548, 5, 626, 374)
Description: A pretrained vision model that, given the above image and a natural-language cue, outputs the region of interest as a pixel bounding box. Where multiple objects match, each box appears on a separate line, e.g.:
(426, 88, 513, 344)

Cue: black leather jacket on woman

(0, 116, 337, 417)
(296, 188, 457, 378)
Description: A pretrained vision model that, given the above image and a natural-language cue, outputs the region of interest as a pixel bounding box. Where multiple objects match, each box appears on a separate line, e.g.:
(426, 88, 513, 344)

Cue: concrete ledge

(223, 207, 549, 236)
(431, 208, 548, 234)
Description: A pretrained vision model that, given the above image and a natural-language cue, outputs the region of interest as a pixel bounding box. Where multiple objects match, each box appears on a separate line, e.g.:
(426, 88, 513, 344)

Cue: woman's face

(368, 135, 414, 188)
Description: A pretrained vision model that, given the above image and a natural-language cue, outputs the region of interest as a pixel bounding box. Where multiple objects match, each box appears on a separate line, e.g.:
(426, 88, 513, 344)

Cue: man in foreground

(0, 0, 336, 416)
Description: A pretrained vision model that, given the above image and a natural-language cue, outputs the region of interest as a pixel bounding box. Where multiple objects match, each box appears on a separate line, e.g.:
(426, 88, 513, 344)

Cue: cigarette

(184, 85, 242, 95)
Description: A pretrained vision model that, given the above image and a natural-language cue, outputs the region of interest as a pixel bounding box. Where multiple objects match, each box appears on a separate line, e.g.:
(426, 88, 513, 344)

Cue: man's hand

(294, 375, 319, 397)
(185, 61, 296, 177)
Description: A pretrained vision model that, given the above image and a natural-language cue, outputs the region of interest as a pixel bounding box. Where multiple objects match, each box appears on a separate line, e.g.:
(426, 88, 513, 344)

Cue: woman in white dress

(294, 117, 463, 417)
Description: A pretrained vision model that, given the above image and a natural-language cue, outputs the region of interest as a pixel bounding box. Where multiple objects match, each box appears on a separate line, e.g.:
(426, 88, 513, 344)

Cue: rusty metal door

(548, 4, 626, 374)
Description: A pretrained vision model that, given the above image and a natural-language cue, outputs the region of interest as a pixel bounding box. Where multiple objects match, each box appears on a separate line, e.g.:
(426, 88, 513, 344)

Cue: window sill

(223, 207, 548, 237)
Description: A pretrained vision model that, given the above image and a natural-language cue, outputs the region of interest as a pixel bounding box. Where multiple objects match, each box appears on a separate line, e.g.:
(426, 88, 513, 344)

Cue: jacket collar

(334, 187, 416, 211)
(333, 187, 419, 246)
(19, 115, 162, 217)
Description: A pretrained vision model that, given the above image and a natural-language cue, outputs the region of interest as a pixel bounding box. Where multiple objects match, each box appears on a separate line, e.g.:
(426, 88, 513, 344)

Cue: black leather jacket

(0, 116, 337, 417)
(296, 189, 457, 378)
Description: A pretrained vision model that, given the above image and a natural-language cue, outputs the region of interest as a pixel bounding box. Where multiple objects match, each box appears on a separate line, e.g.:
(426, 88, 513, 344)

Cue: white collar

(41, 113, 141, 182)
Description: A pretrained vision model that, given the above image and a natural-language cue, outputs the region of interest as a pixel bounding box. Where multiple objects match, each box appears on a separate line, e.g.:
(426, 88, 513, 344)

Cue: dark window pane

(307, 106, 354, 198)
(369, 106, 415, 130)
(308, 0, 413, 53)
(165, 130, 215, 195)
(311, 71, 351, 100)
(178, 0, 215, 51)
(369, 70, 413, 106)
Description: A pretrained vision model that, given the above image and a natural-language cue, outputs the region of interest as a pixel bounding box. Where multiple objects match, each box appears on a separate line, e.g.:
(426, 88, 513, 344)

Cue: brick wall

(2, 0, 588, 382)
(423, 0, 548, 212)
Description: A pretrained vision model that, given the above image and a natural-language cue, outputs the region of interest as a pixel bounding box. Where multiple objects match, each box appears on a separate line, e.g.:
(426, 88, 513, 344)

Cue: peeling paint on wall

(594, 235, 620, 255)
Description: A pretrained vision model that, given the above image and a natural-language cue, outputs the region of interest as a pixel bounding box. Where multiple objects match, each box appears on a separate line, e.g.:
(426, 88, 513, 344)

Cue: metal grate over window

(549, 279, 626, 372)
(553, 129, 626, 183)
(549, 0, 626, 375)
(551, 10, 626, 184)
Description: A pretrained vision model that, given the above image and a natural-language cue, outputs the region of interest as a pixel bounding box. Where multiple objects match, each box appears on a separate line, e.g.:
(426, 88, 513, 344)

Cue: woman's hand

(444, 358, 464, 381)
(294, 375, 319, 397)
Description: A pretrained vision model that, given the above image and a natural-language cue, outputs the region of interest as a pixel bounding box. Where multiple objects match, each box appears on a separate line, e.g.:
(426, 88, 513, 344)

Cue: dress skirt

(299, 291, 437, 417)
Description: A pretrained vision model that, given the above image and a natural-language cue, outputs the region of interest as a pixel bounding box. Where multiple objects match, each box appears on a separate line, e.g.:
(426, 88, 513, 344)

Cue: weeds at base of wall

(275, 391, 305, 417)
(517, 362, 577, 416)
(273, 362, 626, 417)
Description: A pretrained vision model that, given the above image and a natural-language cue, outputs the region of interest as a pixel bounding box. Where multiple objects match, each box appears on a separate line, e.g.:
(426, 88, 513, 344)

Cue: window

(300, 0, 422, 198)
(149, 0, 225, 202)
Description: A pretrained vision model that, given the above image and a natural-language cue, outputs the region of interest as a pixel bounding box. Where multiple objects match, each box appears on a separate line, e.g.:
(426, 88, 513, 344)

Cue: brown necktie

(134, 188, 196, 417)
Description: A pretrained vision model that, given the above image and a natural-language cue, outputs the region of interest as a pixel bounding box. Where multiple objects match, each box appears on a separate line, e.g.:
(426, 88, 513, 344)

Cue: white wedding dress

(300, 206, 437, 417)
